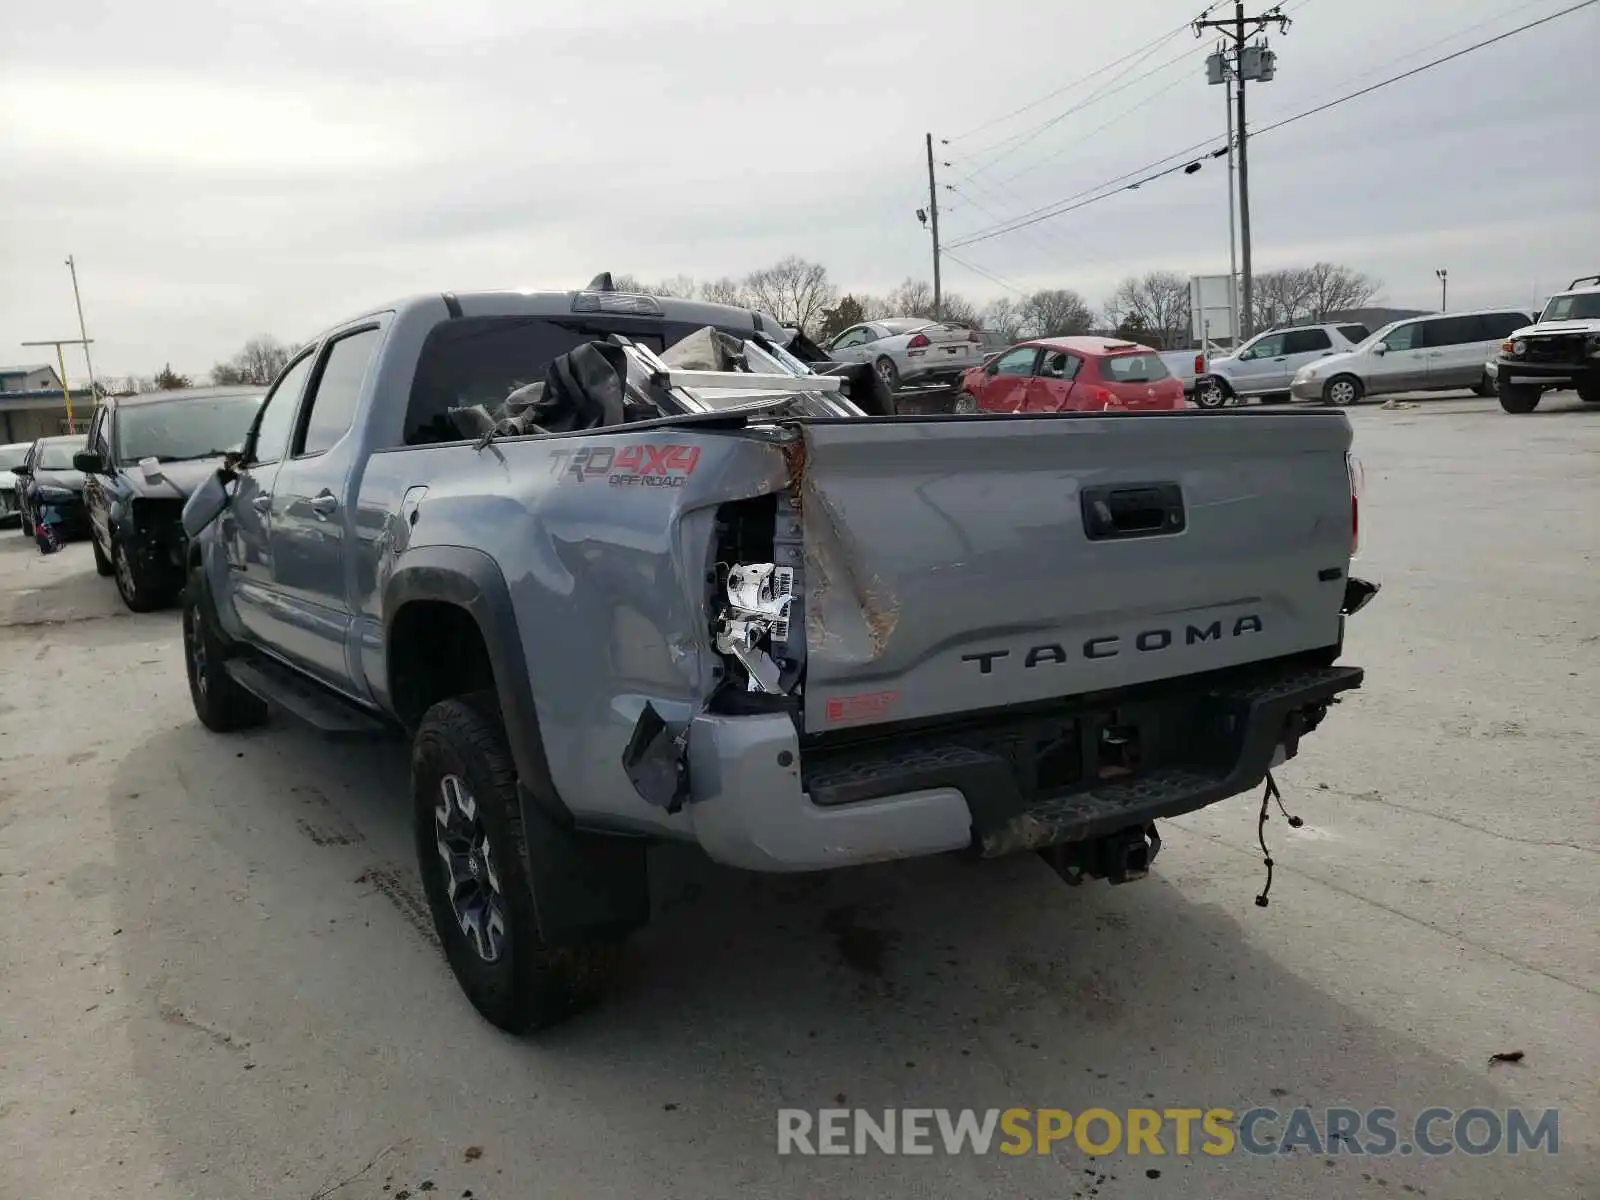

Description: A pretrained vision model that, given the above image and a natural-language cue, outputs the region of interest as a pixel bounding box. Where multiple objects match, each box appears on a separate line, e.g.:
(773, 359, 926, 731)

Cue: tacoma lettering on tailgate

(961, 615, 1264, 675)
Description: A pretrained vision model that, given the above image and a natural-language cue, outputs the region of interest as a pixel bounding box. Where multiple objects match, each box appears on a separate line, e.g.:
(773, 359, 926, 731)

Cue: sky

(2, 0, 1596, 381)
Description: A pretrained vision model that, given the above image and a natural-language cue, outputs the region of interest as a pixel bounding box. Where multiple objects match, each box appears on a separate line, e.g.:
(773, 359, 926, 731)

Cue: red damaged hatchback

(960, 337, 1186, 413)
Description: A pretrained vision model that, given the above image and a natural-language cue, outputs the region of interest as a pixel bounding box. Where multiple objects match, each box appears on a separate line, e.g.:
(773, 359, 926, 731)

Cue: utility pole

(20, 337, 93, 433)
(1224, 72, 1240, 346)
(924, 132, 942, 319)
(1199, 2, 1290, 340)
(1435, 268, 1449, 312)
(64, 255, 98, 402)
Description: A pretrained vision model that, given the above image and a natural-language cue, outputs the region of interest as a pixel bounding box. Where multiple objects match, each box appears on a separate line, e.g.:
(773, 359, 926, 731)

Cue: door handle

(309, 491, 338, 518)
(251, 495, 272, 513)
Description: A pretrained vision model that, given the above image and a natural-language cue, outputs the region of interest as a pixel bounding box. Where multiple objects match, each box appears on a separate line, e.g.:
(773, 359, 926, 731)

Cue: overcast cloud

(1, 0, 1595, 378)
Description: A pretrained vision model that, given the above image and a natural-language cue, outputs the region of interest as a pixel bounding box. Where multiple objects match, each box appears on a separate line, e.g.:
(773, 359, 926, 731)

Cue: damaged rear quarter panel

(355, 424, 791, 836)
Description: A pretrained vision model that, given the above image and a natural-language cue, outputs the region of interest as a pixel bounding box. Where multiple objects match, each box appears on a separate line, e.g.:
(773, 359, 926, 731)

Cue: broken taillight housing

(1348, 453, 1364, 558)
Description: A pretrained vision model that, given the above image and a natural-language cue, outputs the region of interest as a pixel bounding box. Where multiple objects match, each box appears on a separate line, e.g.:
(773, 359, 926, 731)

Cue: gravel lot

(2, 392, 1596, 1199)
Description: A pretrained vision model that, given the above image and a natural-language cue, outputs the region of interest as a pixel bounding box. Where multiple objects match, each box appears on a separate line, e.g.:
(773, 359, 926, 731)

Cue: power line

(945, 0, 1595, 251)
(944, 8, 1222, 143)
(941, 250, 1030, 297)
(1253, 0, 1596, 138)
(961, 39, 1204, 178)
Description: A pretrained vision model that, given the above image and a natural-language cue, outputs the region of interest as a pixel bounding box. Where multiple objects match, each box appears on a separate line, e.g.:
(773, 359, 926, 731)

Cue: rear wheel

(20, 515, 31, 538)
(1473, 372, 1496, 398)
(1194, 376, 1231, 409)
(1497, 383, 1542, 414)
(413, 693, 619, 1034)
(874, 356, 901, 392)
(1577, 379, 1600, 404)
(1323, 375, 1364, 407)
(182, 565, 268, 732)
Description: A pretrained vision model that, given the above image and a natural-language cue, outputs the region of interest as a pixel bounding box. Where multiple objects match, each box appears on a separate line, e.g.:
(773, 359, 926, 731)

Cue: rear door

(797, 411, 1356, 730)
(1419, 315, 1483, 389)
(1280, 328, 1337, 379)
(265, 322, 386, 692)
(975, 345, 1041, 412)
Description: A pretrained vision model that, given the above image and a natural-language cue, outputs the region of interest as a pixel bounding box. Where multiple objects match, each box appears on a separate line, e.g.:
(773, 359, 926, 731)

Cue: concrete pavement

(1, 392, 1596, 1199)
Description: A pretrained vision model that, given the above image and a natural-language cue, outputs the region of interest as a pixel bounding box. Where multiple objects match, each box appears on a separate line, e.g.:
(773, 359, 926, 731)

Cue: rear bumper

(684, 655, 1366, 872)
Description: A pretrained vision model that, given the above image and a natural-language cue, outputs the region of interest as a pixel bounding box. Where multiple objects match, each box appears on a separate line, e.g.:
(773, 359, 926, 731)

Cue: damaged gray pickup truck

(179, 282, 1379, 1032)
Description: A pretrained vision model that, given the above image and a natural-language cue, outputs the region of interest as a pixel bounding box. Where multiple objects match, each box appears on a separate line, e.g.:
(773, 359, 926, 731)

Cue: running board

(224, 657, 391, 740)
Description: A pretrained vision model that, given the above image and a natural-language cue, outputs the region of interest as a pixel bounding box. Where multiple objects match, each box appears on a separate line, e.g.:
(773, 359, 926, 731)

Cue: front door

(265, 324, 384, 694)
(82, 407, 113, 553)
(1022, 349, 1081, 411)
(218, 350, 315, 646)
(976, 345, 1041, 412)
(1229, 332, 1289, 394)
(1369, 321, 1429, 394)
(826, 325, 876, 364)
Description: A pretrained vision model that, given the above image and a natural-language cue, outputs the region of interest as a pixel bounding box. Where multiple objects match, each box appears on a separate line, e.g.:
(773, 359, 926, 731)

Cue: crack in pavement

(1172, 824, 1600, 999)
(1316, 785, 1599, 856)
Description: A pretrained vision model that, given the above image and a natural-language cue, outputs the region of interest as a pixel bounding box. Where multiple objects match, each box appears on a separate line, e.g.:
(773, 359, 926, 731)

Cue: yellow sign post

(20, 336, 94, 434)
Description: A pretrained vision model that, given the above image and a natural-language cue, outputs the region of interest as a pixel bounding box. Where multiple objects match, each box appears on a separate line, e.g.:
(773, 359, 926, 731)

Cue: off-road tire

(874, 356, 901, 392)
(1497, 383, 1542, 414)
(1194, 376, 1232, 409)
(413, 692, 618, 1034)
(112, 534, 169, 612)
(1323, 375, 1364, 407)
(91, 534, 114, 577)
(182, 565, 268, 732)
(1577, 380, 1600, 405)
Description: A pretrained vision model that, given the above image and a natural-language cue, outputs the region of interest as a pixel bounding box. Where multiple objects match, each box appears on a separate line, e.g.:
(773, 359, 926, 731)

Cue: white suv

(1194, 322, 1371, 408)
(1492, 277, 1600, 413)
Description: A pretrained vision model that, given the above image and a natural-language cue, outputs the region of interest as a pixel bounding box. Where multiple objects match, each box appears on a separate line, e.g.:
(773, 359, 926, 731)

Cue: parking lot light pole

(924, 132, 942, 319)
(1436, 268, 1448, 312)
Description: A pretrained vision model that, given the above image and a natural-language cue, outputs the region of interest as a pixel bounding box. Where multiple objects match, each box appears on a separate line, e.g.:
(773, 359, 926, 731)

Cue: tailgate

(796, 412, 1355, 731)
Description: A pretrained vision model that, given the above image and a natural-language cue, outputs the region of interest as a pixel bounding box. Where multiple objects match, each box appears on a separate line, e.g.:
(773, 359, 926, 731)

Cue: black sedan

(12, 435, 91, 540)
(77, 387, 264, 610)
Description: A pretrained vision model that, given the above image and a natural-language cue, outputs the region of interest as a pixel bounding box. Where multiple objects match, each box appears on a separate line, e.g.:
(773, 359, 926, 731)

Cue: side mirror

(73, 450, 105, 474)
(10, 464, 30, 477)
(181, 469, 231, 539)
(1372, 343, 1388, 356)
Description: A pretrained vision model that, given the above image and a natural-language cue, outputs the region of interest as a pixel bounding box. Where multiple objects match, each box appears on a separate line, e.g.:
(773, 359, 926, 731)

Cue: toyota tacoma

(177, 281, 1378, 1033)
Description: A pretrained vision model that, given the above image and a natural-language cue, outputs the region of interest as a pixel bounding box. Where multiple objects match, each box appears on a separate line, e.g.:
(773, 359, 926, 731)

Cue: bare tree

(1251, 263, 1381, 329)
(743, 256, 838, 334)
(884, 278, 936, 318)
(1300, 262, 1380, 320)
(1103, 271, 1191, 350)
(212, 335, 294, 386)
(1020, 288, 1096, 338)
(976, 298, 1021, 341)
(699, 276, 752, 307)
(613, 274, 698, 298)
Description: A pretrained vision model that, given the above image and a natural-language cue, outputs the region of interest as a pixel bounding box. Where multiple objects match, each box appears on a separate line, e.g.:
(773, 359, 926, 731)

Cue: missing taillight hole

(708, 493, 806, 712)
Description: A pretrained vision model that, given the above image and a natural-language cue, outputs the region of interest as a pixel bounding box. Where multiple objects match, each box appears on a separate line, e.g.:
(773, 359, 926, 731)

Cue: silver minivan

(1290, 309, 1531, 406)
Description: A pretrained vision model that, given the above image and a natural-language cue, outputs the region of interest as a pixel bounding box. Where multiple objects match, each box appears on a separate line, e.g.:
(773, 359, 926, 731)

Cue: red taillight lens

(1194, 353, 1206, 374)
(1348, 453, 1364, 557)
(906, 333, 931, 349)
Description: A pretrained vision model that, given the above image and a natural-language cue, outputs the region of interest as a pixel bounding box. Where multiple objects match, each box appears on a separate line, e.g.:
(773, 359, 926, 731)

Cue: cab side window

(295, 328, 380, 457)
(252, 351, 315, 466)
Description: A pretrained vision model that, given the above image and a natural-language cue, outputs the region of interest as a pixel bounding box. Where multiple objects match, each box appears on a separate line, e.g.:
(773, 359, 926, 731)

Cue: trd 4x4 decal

(549, 443, 703, 487)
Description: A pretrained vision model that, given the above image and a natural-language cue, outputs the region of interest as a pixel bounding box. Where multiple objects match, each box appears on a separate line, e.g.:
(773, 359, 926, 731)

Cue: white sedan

(822, 318, 987, 391)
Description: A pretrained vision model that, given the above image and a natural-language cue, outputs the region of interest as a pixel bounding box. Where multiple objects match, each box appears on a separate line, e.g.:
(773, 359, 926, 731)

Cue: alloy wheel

(183, 598, 209, 697)
(1327, 379, 1358, 406)
(434, 774, 508, 963)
